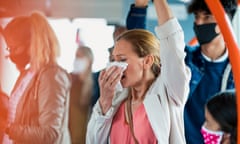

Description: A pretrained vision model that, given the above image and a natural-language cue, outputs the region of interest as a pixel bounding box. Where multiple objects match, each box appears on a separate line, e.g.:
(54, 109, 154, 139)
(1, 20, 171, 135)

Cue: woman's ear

(143, 55, 154, 70)
(221, 133, 231, 144)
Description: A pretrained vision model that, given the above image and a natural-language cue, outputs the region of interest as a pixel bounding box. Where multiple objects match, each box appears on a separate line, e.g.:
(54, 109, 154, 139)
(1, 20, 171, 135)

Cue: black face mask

(193, 23, 219, 45)
(9, 51, 30, 70)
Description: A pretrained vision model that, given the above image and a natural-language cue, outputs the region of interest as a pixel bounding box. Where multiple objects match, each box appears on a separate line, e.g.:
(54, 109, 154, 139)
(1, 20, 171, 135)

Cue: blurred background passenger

(201, 90, 237, 144)
(0, 11, 71, 144)
(112, 24, 128, 42)
(69, 45, 94, 144)
(91, 24, 127, 108)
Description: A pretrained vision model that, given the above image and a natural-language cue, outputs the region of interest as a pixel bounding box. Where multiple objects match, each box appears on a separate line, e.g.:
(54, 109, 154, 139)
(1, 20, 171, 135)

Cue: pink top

(110, 102, 157, 144)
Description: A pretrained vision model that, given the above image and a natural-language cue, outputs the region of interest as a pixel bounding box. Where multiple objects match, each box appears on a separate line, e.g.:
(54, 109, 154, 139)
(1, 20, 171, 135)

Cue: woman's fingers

(108, 69, 122, 88)
(98, 66, 124, 114)
(99, 69, 106, 82)
(101, 66, 122, 85)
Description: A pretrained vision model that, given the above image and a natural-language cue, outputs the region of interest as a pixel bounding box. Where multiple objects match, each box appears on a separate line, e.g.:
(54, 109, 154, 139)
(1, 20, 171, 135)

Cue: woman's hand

(98, 66, 123, 114)
(135, 0, 148, 7)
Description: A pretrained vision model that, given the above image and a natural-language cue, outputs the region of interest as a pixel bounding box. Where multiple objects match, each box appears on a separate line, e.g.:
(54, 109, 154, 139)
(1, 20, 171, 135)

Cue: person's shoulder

(41, 64, 68, 74)
(38, 64, 71, 82)
(185, 45, 200, 53)
(184, 45, 201, 55)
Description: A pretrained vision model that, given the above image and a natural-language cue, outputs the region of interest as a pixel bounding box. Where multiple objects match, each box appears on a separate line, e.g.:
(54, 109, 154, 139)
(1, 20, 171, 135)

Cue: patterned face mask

(201, 125, 224, 144)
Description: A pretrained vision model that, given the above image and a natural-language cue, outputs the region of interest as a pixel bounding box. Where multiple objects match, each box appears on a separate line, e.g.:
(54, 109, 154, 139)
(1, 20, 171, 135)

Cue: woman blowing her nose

(86, 0, 191, 144)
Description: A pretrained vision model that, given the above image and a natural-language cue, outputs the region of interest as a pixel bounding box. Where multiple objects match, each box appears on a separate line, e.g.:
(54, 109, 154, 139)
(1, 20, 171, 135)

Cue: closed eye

(119, 58, 127, 62)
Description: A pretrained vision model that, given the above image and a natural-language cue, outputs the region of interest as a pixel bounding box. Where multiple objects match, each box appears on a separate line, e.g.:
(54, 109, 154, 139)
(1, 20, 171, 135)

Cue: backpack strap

(221, 63, 231, 91)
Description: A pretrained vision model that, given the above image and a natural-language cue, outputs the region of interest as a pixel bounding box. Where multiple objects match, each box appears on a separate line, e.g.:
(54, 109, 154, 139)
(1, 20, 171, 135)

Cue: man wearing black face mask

(193, 23, 219, 45)
(184, 0, 237, 143)
(125, 0, 237, 143)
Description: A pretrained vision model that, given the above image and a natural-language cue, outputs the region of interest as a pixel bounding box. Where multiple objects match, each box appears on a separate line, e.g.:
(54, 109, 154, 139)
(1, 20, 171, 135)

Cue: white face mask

(72, 58, 88, 74)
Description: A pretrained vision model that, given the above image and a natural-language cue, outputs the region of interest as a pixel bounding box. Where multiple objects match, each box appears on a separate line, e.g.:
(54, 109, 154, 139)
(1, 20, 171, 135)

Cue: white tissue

(106, 61, 128, 92)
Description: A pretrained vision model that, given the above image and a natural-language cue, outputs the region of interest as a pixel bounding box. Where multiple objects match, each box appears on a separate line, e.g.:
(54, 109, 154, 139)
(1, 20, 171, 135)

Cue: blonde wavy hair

(4, 11, 60, 71)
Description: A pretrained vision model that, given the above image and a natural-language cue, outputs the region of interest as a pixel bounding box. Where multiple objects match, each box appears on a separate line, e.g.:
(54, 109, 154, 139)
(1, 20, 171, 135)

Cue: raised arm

(135, 0, 148, 7)
(154, 0, 190, 105)
(153, 0, 173, 25)
(126, 0, 148, 29)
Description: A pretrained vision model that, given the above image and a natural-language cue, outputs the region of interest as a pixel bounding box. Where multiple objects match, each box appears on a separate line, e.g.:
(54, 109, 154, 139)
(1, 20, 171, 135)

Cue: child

(201, 90, 237, 144)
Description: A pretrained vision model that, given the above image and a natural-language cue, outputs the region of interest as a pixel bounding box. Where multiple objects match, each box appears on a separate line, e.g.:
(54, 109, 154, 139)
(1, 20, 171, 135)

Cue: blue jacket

(184, 45, 234, 97)
(126, 4, 235, 144)
(184, 45, 234, 143)
(126, 4, 147, 30)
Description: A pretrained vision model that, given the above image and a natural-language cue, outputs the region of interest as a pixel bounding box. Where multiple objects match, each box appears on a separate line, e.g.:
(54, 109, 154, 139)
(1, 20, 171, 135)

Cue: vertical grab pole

(205, 0, 240, 143)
